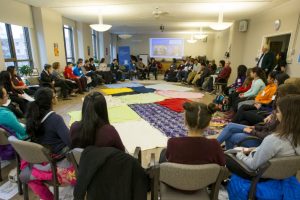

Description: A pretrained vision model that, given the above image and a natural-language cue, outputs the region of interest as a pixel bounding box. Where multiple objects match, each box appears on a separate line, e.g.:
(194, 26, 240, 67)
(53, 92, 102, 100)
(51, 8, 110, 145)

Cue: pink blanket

(155, 90, 204, 99)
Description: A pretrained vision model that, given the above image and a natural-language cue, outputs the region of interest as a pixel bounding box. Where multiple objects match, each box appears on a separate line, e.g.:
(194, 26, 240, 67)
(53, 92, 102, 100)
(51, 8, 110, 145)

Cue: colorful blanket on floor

(105, 95, 126, 107)
(129, 103, 187, 137)
(100, 88, 134, 95)
(129, 86, 156, 94)
(155, 98, 192, 112)
(112, 120, 168, 153)
(155, 90, 204, 99)
(145, 84, 193, 92)
(117, 93, 167, 104)
(104, 82, 143, 88)
(68, 105, 141, 126)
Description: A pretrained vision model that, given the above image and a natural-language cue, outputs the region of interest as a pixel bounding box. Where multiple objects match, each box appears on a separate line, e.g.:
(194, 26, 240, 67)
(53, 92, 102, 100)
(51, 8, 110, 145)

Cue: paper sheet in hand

(0, 181, 18, 200)
(21, 93, 34, 102)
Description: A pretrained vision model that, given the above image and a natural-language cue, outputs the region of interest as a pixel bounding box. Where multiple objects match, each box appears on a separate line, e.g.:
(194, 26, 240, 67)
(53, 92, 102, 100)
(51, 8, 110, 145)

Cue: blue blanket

(129, 86, 156, 93)
(228, 174, 300, 200)
(104, 82, 143, 88)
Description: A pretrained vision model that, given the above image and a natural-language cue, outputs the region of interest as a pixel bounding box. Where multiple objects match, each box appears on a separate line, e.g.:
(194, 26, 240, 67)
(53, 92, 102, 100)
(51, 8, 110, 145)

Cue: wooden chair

(148, 153, 229, 200)
(225, 153, 300, 200)
(8, 136, 62, 200)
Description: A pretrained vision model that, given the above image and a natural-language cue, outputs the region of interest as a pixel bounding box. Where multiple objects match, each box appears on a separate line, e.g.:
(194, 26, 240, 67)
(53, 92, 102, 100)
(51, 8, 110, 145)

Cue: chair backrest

(8, 136, 50, 164)
(72, 148, 83, 165)
(262, 155, 300, 179)
(0, 128, 9, 145)
(160, 162, 221, 191)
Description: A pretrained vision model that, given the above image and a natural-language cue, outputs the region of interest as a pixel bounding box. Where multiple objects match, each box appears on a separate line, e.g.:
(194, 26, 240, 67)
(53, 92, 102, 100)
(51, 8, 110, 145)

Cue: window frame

(0, 23, 33, 68)
(92, 30, 98, 59)
(63, 25, 75, 64)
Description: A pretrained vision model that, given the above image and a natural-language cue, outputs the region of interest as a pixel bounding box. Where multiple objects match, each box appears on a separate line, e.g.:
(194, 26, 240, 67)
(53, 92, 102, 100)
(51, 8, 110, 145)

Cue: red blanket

(155, 98, 192, 112)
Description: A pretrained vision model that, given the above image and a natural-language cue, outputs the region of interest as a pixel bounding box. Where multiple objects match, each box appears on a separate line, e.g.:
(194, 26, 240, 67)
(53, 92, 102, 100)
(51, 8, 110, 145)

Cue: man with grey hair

(257, 44, 275, 75)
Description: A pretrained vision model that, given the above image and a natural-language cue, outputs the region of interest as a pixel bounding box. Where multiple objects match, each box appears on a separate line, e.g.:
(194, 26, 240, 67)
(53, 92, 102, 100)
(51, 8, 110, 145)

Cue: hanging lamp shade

(209, 11, 232, 31)
(187, 34, 197, 44)
(118, 34, 133, 39)
(90, 15, 112, 32)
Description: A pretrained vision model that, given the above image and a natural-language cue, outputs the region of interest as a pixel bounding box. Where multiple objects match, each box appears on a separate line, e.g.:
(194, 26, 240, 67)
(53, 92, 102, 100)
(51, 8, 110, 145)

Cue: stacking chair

(8, 136, 62, 200)
(67, 147, 142, 178)
(149, 154, 229, 200)
(225, 153, 300, 200)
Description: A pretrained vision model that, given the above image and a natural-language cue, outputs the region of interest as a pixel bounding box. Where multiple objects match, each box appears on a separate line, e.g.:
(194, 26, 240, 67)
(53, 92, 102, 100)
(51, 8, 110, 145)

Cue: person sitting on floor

(64, 62, 87, 94)
(70, 92, 125, 151)
(160, 102, 225, 165)
(23, 87, 75, 200)
(216, 83, 300, 149)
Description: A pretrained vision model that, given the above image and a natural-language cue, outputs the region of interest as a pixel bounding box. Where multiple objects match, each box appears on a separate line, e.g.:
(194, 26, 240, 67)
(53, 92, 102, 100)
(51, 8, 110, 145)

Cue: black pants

(232, 104, 265, 125)
(148, 68, 157, 80)
(9, 94, 28, 114)
(112, 70, 123, 81)
(55, 79, 71, 98)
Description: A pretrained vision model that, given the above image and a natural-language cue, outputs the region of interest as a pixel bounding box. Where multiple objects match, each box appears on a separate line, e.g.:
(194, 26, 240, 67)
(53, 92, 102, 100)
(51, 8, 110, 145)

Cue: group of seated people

(0, 54, 300, 199)
(164, 57, 232, 92)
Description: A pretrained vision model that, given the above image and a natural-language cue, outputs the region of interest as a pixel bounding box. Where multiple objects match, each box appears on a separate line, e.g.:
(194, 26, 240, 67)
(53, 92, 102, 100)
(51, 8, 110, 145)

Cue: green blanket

(68, 105, 141, 126)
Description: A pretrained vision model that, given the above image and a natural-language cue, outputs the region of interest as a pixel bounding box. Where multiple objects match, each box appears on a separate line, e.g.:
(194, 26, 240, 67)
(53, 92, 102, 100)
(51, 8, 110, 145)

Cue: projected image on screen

(150, 38, 184, 59)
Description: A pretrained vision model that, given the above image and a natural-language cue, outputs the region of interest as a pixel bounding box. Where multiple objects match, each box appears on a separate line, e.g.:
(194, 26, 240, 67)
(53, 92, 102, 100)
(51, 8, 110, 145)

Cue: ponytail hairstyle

(78, 92, 109, 148)
(276, 95, 300, 147)
(251, 67, 267, 85)
(26, 87, 54, 141)
(183, 102, 217, 131)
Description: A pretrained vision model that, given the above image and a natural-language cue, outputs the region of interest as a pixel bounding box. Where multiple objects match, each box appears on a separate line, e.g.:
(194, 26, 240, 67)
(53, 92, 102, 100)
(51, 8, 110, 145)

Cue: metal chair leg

(23, 183, 29, 200)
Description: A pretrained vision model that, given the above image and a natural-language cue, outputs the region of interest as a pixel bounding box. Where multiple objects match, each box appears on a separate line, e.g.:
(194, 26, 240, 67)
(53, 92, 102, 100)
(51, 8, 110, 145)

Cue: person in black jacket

(256, 44, 275, 75)
(40, 64, 72, 100)
(74, 146, 149, 200)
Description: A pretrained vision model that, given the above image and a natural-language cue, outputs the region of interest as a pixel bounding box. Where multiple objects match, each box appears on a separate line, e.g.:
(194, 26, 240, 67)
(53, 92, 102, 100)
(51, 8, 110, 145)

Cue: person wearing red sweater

(161, 102, 225, 166)
(64, 62, 87, 93)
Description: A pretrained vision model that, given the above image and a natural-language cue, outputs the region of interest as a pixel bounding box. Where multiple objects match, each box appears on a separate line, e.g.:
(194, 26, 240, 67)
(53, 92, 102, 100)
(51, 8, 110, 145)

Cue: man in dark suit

(257, 44, 275, 75)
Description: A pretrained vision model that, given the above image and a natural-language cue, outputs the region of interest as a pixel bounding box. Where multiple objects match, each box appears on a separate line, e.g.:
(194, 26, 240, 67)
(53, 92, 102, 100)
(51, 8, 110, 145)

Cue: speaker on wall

(239, 20, 248, 32)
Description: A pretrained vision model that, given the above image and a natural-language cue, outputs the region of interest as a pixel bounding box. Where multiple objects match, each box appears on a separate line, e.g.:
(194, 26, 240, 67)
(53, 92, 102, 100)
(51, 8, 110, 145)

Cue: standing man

(257, 44, 275, 75)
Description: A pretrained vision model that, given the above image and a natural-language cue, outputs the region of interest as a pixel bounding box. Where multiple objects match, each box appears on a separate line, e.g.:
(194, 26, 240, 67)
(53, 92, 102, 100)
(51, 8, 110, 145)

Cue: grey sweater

(236, 133, 300, 170)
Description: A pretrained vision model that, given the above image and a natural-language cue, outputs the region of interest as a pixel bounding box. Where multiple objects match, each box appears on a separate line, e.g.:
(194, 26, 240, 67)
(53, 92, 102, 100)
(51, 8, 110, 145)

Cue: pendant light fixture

(187, 34, 197, 44)
(90, 15, 112, 32)
(209, 10, 232, 31)
(194, 27, 208, 40)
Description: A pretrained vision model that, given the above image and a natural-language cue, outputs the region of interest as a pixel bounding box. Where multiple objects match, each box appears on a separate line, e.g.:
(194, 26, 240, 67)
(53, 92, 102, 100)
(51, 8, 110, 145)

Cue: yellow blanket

(100, 88, 133, 95)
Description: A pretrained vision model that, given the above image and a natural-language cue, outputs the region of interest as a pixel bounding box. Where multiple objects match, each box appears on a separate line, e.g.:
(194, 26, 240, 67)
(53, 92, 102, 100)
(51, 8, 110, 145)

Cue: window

(91, 30, 98, 59)
(0, 22, 33, 68)
(63, 25, 75, 63)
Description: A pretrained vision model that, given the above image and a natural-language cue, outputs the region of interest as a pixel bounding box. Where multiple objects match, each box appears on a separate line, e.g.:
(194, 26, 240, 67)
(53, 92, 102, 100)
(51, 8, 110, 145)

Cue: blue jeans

(217, 123, 261, 149)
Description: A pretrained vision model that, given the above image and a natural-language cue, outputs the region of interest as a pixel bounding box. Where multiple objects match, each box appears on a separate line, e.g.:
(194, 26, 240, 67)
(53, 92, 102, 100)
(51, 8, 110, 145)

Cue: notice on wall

(54, 43, 59, 56)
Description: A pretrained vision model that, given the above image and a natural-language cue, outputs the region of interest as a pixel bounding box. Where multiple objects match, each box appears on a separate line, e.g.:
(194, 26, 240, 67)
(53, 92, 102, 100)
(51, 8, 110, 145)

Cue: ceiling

(17, 0, 291, 34)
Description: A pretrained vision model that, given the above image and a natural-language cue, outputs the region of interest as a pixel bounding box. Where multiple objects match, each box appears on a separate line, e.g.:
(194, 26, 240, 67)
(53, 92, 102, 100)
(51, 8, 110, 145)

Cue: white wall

(117, 33, 214, 60)
(77, 22, 93, 60)
(0, 0, 33, 28)
(242, 0, 300, 77)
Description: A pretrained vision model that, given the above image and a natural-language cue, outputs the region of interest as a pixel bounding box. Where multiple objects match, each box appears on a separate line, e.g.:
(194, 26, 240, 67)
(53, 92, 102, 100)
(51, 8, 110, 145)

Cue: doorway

(265, 33, 291, 58)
